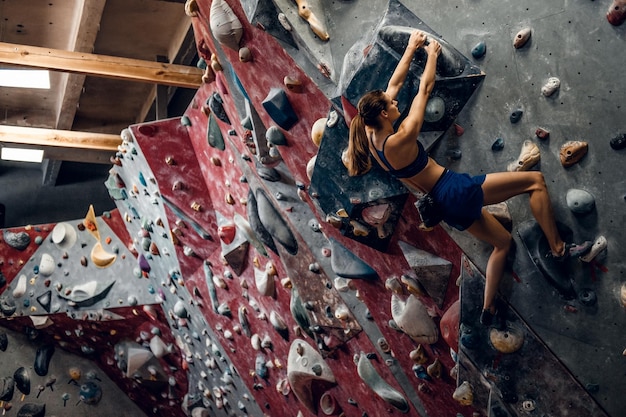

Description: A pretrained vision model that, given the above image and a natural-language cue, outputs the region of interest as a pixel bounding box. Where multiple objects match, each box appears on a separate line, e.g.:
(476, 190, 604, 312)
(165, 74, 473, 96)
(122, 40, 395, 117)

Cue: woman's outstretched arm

(395, 40, 441, 142)
(385, 30, 427, 99)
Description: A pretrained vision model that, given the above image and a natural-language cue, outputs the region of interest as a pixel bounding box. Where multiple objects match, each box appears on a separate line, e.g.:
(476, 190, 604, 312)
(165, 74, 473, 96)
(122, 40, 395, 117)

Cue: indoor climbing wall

(1, 0, 625, 416)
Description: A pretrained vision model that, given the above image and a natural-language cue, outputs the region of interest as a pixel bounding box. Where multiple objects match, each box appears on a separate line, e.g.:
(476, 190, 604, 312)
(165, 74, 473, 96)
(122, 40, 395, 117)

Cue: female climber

(345, 30, 591, 326)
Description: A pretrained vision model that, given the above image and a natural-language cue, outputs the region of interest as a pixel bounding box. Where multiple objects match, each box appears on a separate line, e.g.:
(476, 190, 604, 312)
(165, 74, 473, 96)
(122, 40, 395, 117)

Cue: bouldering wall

(1, 0, 626, 416)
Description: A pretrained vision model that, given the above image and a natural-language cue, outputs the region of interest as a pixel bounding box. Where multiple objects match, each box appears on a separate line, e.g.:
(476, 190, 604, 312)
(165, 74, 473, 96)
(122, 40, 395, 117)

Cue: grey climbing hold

(266, 125, 287, 146)
(207, 113, 226, 151)
(566, 189, 595, 214)
(356, 352, 409, 413)
(509, 109, 523, 123)
(255, 189, 298, 255)
(257, 166, 281, 182)
(491, 137, 504, 151)
(329, 238, 378, 280)
(208, 92, 231, 124)
(424, 96, 445, 123)
(3, 230, 30, 251)
(610, 133, 626, 150)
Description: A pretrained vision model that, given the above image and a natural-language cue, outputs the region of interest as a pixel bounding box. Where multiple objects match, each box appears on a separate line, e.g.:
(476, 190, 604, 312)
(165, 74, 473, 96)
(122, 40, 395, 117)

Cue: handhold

(16, 403, 45, 417)
(607, 0, 626, 26)
(270, 310, 289, 339)
(284, 75, 303, 93)
(210, 0, 243, 50)
(0, 376, 14, 401)
(255, 266, 276, 297)
(491, 137, 504, 151)
(453, 381, 473, 406)
(306, 155, 317, 180)
(489, 326, 524, 353)
(0, 296, 17, 316)
(427, 358, 442, 378)
(138, 254, 151, 272)
(509, 109, 523, 123)
(409, 345, 427, 364)
(91, 241, 117, 268)
(262, 88, 298, 130)
(14, 367, 30, 395)
(34, 344, 55, 376)
(385, 277, 404, 294)
(319, 392, 338, 415)
(173, 300, 189, 319)
(239, 46, 252, 62)
(610, 133, 626, 150)
(513, 27, 531, 48)
(79, 381, 102, 404)
(255, 189, 298, 255)
(578, 288, 597, 306)
(471, 41, 486, 58)
(356, 352, 409, 413)
(311, 118, 327, 147)
(218, 223, 236, 244)
(51, 222, 77, 250)
(541, 77, 561, 97)
(208, 92, 230, 124)
(329, 238, 378, 280)
(535, 127, 550, 140)
(266, 125, 287, 146)
(255, 354, 268, 379)
(565, 189, 595, 214)
(57, 280, 115, 307)
(3, 230, 30, 250)
(295, 0, 330, 41)
(207, 112, 226, 150)
(424, 96, 445, 123)
(580, 235, 607, 262)
(560, 141, 588, 167)
(287, 339, 336, 414)
(507, 140, 540, 172)
(12, 274, 27, 298)
(391, 294, 439, 344)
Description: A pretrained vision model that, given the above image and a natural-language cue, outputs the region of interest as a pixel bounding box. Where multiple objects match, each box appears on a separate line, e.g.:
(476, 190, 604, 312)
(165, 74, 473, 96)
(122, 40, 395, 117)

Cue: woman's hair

(347, 89, 387, 176)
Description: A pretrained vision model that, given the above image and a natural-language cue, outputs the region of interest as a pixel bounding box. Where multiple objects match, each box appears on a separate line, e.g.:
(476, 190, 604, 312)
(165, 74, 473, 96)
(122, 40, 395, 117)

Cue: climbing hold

(329, 238, 378, 280)
(51, 222, 77, 250)
(610, 133, 626, 150)
(34, 344, 55, 376)
(284, 75, 303, 93)
(580, 236, 607, 262)
(181, 115, 192, 126)
(311, 118, 327, 147)
(509, 109, 523, 123)
(491, 137, 504, 151)
(391, 294, 439, 344)
(446, 148, 462, 160)
(262, 88, 298, 130)
(578, 288, 597, 306)
(489, 326, 524, 353)
(541, 77, 561, 97)
(560, 140, 588, 167)
(424, 96, 445, 123)
(507, 140, 540, 172)
(295, 0, 330, 41)
(266, 125, 287, 146)
(14, 367, 30, 395)
(452, 381, 473, 405)
(239, 46, 252, 62)
(356, 352, 409, 413)
(607, 0, 626, 26)
(16, 403, 45, 417)
(565, 189, 595, 214)
(471, 41, 486, 59)
(208, 92, 230, 124)
(3, 230, 30, 251)
(513, 27, 531, 48)
(209, 0, 243, 51)
(535, 127, 550, 140)
(409, 345, 428, 364)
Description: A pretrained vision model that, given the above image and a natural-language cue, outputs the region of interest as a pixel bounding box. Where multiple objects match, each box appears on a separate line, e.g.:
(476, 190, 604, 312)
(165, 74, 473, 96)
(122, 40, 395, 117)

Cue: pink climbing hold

(607, 0, 626, 26)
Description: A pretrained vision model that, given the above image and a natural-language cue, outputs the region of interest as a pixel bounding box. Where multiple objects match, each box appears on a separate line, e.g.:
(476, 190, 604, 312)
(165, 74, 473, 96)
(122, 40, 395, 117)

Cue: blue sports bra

(371, 134, 428, 178)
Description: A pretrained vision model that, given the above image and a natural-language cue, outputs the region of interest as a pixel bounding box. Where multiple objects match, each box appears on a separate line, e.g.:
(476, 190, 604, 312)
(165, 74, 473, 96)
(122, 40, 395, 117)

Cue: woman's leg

(466, 210, 513, 315)
(481, 171, 565, 256)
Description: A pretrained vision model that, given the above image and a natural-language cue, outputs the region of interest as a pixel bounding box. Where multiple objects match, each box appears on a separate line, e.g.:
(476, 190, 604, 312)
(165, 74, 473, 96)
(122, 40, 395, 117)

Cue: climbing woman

(345, 29, 591, 326)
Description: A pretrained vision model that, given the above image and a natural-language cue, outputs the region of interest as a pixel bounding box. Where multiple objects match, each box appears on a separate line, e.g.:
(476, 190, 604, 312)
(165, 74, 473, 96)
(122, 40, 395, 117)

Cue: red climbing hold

(607, 0, 626, 26)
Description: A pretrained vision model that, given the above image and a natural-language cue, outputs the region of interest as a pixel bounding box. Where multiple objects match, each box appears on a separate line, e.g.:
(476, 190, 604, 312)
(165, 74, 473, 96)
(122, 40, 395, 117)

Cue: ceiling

(0, 0, 198, 166)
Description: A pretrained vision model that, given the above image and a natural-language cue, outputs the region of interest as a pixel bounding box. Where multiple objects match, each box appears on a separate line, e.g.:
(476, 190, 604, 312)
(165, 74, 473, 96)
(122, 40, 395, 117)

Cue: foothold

(566, 189, 595, 214)
(311, 118, 327, 147)
(507, 140, 540, 172)
(409, 345, 427, 364)
(427, 358, 442, 378)
(471, 41, 486, 58)
(559, 140, 588, 167)
(607, 0, 626, 26)
(578, 288, 597, 306)
(377, 338, 390, 354)
(489, 326, 524, 353)
(580, 235, 607, 262)
(541, 77, 561, 97)
(513, 27, 531, 48)
(509, 109, 523, 123)
(491, 137, 504, 151)
(295, 0, 330, 41)
(610, 133, 626, 150)
(535, 127, 550, 140)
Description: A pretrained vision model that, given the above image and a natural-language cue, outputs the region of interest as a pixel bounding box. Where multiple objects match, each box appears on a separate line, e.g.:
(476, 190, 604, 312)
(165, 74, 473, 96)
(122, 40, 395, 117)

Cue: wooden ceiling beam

(0, 42, 203, 88)
(0, 125, 121, 164)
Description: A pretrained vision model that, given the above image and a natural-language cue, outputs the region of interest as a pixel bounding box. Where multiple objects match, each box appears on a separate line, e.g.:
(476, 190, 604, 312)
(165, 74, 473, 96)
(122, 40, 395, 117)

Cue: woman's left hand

(408, 30, 427, 51)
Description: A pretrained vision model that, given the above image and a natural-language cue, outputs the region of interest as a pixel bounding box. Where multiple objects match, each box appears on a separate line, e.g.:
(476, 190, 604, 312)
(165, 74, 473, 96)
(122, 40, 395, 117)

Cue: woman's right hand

(425, 39, 441, 57)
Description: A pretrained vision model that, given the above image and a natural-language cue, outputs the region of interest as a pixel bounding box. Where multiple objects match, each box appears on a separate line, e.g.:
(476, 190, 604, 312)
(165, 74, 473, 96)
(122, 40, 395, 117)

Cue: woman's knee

(529, 171, 548, 190)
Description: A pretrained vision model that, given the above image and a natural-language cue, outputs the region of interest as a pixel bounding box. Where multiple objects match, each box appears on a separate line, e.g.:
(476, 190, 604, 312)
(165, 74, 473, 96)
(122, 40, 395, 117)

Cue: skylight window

(1, 147, 45, 163)
(0, 69, 50, 89)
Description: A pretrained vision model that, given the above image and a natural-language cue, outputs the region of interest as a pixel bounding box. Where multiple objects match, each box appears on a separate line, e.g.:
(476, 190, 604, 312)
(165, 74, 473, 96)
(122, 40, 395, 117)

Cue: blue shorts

(430, 170, 486, 231)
